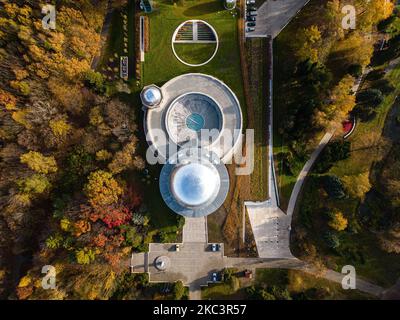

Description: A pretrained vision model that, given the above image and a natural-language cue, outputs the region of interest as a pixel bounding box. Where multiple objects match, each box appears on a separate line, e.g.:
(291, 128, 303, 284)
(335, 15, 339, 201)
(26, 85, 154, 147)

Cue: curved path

(286, 131, 334, 216)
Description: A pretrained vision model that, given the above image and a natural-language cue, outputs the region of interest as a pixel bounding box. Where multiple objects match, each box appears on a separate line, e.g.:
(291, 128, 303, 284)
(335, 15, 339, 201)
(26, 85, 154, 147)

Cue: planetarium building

(141, 73, 242, 217)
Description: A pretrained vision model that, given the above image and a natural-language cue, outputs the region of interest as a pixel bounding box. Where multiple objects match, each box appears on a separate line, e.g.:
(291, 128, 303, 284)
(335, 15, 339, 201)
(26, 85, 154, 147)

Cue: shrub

(328, 211, 348, 231)
(324, 231, 340, 249)
(173, 281, 185, 300)
(84, 70, 105, 93)
(321, 175, 346, 199)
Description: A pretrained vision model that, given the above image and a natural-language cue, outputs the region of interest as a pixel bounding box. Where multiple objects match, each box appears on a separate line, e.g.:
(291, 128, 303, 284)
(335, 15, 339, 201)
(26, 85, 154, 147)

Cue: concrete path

(91, 0, 114, 69)
(246, 0, 311, 38)
(286, 131, 334, 216)
(183, 217, 208, 243)
(245, 201, 294, 258)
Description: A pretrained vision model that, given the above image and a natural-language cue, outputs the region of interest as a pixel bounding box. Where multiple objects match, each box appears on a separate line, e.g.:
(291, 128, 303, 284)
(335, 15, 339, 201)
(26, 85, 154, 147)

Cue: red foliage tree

(98, 204, 131, 228)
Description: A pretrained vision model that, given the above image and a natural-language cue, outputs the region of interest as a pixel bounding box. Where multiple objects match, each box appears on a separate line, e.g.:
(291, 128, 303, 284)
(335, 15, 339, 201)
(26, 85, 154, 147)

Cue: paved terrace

(246, 0, 311, 38)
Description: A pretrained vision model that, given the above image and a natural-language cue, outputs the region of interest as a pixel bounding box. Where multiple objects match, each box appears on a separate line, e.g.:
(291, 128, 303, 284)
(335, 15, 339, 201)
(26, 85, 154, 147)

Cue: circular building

(140, 85, 163, 108)
(143, 73, 242, 164)
(159, 148, 229, 218)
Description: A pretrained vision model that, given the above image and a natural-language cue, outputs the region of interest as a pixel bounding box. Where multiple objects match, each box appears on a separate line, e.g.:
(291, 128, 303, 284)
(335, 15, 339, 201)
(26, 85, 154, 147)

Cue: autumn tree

(84, 170, 123, 207)
(20, 151, 57, 174)
(328, 211, 348, 231)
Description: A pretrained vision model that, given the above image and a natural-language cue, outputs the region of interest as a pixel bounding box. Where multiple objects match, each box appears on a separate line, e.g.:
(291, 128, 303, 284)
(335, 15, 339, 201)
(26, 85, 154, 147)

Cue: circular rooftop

(141, 85, 162, 107)
(171, 162, 220, 207)
(144, 73, 242, 163)
(166, 93, 222, 146)
(159, 148, 229, 218)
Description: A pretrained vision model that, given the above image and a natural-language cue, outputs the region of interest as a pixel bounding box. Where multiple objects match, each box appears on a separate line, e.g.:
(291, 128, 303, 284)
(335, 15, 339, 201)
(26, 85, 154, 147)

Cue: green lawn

(173, 43, 217, 65)
(142, 0, 246, 122)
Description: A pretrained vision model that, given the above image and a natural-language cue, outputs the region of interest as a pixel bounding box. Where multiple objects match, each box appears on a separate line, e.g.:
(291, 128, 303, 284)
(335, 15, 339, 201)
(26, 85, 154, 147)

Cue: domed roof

(171, 162, 220, 207)
(141, 85, 162, 106)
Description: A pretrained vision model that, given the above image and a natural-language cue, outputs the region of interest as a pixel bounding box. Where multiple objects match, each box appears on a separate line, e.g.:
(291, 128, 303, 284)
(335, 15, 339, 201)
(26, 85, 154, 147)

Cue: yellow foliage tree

(84, 170, 122, 207)
(314, 75, 355, 129)
(20, 151, 58, 174)
(96, 149, 112, 161)
(297, 25, 322, 63)
(49, 118, 71, 137)
(0, 89, 17, 110)
(329, 211, 348, 231)
(342, 172, 372, 199)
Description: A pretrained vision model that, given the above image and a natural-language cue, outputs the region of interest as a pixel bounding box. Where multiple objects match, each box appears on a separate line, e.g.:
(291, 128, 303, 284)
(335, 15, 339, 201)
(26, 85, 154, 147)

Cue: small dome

(171, 162, 220, 207)
(141, 85, 162, 106)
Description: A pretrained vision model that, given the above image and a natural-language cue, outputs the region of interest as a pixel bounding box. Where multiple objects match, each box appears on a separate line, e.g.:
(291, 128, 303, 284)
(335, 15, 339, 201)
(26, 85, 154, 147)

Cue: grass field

(142, 0, 246, 120)
(173, 43, 217, 65)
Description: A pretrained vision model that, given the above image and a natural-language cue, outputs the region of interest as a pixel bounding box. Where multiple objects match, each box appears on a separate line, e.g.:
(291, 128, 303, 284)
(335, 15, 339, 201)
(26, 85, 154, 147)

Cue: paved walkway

(182, 217, 208, 243)
(245, 201, 293, 258)
(246, 0, 311, 38)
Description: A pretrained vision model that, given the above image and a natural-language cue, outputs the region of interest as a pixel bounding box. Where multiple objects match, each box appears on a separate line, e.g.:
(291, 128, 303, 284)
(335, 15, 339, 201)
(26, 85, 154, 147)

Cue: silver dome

(141, 85, 162, 107)
(171, 162, 220, 207)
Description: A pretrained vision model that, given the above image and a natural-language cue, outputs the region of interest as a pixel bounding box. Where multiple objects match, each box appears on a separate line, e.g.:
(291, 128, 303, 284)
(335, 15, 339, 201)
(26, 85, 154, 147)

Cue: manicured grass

(245, 38, 269, 200)
(173, 43, 217, 65)
(142, 0, 246, 122)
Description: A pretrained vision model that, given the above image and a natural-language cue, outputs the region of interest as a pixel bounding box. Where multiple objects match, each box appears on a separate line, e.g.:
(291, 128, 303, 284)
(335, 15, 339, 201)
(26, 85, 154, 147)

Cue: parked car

(248, 10, 257, 16)
(247, 22, 256, 27)
(211, 243, 219, 252)
(246, 27, 255, 32)
(247, 6, 257, 11)
(212, 272, 218, 282)
(246, 16, 256, 22)
(247, 0, 256, 4)
(175, 244, 180, 252)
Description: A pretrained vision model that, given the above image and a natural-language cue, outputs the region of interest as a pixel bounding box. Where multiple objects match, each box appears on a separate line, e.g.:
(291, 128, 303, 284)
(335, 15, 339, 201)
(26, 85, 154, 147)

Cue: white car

(212, 272, 218, 282)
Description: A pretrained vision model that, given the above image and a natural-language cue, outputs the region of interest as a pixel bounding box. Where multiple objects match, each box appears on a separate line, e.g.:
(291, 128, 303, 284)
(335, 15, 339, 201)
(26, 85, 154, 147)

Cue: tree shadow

(183, 1, 223, 17)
